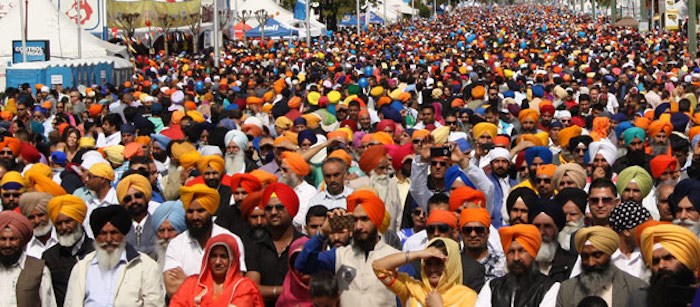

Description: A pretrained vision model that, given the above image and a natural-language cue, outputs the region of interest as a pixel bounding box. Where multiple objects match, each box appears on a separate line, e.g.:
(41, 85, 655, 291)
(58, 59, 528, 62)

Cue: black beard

(493, 168, 509, 178)
(187, 217, 213, 239)
(647, 266, 697, 307)
(152, 151, 167, 162)
(204, 178, 220, 189)
(627, 149, 647, 166)
(250, 227, 269, 241)
(352, 227, 378, 252)
(0, 250, 22, 268)
(126, 202, 148, 219)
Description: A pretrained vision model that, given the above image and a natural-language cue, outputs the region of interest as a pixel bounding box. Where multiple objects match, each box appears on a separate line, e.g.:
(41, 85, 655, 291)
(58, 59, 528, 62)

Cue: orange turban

(639, 223, 700, 271)
(246, 96, 263, 105)
(123, 143, 143, 160)
(24, 164, 66, 196)
(262, 182, 299, 217)
(536, 164, 557, 177)
(250, 169, 278, 186)
(229, 173, 263, 193)
(197, 155, 225, 174)
(180, 183, 220, 214)
(449, 186, 486, 211)
(327, 131, 349, 142)
(0, 137, 20, 156)
(499, 224, 542, 257)
(558, 125, 582, 148)
(411, 129, 430, 141)
(288, 96, 302, 109)
(518, 109, 539, 124)
(240, 191, 263, 219)
(47, 194, 87, 224)
(179, 150, 202, 170)
(458, 208, 491, 227)
(471, 86, 486, 99)
(242, 124, 263, 138)
(282, 131, 299, 146)
(690, 126, 700, 142)
(347, 190, 390, 233)
(371, 131, 395, 145)
(377, 97, 391, 109)
(634, 116, 652, 131)
(88, 104, 103, 117)
(517, 134, 545, 147)
(282, 151, 310, 176)
(426, 209, 457, 229)
(493, 136, 510, 148)
(116, 174, 152, 204)
(135, 136, 151, 146)
(359, 145, 387, 175)
(171, 142, 197, 162)
(648, 120, 673, 137)
(329, 149, 353, 165)
(472, 122, 498, 139)
(649, 155, 677, 178)
(590, 117, 610, 141)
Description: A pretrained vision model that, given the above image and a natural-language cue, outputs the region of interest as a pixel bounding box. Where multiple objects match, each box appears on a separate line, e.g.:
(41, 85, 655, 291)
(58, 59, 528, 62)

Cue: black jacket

(42, 235, 94, 307)
(548, 246, 577, 283)
(489, 269, 556, 307)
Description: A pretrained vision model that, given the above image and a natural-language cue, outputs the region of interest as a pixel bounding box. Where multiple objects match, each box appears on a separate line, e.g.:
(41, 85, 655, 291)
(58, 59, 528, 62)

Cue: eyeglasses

(0, 150, 13, 155)
(518, 166, 527, 171)
(411, 209, 425, 216)
(575, 147, 586, 153)
(537, 178, 551, 184)
(589, 197, 615, 206)
(427, 224, 451, 234)
(445, 121, 458, 126)
(431, 161, 448, 167)
(123, 192, 145, 203)
(265, 204, 286, 212)
(2, 193, 20, 198)
(412, 139, 423, 144)
(461, 226, 487, 236)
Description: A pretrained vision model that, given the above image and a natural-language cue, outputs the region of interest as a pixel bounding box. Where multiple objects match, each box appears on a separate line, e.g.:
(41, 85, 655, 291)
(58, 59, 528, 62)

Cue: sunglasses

(411, 209, 425, 216)
(589, 197, 615, 206)
(518, 166, 527, 171)
(0, 150, 13, 155)
(265, 204, 286, 212)
(537, 178, 552, 184)
(431, 161, 448, 167)
(123, 192, 145, 203)
(461, 226, 487, 236)
(445, 121, 458, 126)
(3, 193, 20, 198)
(412, 139, 423, 144)
(427, 224, 451, 234)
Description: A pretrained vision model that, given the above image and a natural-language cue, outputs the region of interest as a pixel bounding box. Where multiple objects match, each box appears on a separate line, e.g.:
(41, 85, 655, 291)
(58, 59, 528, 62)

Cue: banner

(294, 0, 306, 20)
(665, 10, 679, 30)
(58, 0, 102, 32)
(107, 0, 202, 29)
(12, 40, 50, 63)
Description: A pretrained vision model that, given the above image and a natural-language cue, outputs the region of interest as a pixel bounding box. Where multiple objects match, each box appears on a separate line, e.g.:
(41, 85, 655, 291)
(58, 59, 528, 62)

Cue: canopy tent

(367, 0, 416, 21)
(245, 18, 299, 38)
(233, 22, 253, 40)
(233, 0, 326, 36)
(338, 12, 385, 27)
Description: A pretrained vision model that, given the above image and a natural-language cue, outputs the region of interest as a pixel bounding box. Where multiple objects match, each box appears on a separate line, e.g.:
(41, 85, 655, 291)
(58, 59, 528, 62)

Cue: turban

(301, 114, 322, 129)
(471, 86, 486, 99)
(224, 130, 248, 151)
(328, 131, 350, 143)
(589, 117, 611, 141)
(411, 129, 430, 141)
(282, 131, 299, 146)
(449, 186, 486, 211)
(616, 166, 653, 198)
(649, 155, 677, 179)
(170, 142, 197, 162)
(588, 139, 618, 165)
(123, 143, 143, 160)
(371, 131, 395, 145)
(536, 164, 557, 177)
(275, 116, 293, 129)
(574, 226, 620, 255)
(540, 104, 555, 116)
(20, 142, 40, 163)
(242, 124, 263, 138)
(90, 205, 131, 236)
(444, 165, 475, 190)
(180, 183, 220, 214)
(634, 117, 652, 131)
(426, 209, 458, 229)
(506, 187, 537, 212)
(79, 137, 96, 148)
(88, 104, 102, 117)
(552, 163, 586, 189)
(347, 190, 390, 233)
(524, 146, 553, 166)
(639, 224, 700, 271)
(47, 194, 87, 224)
(151, 201, 186, 233)
(179, 151, 202, 170)
(116, 174, 152, 204)
(102, 145, 125, 165)
(458, 208, 491, 228)
(690, 126, 700, 142)
(297, 130, 317, 146)
(282, 151, 310, 176)
(554, 188, 588, 214)
(135, 136, 151, 146)
(493, 136, 511, 148)
(240, 191, 263, 219)
(668, 179, 700, 216)
(429, 127, 449, 145)
(567, 135, 593, 153)
(0, 211, 33, 245)
(25, 165, 66, 196)
(614, 122, 634, 140)
(648, 120, 673, 137)
(262, 182, 299, 217)
(621, 127, 646, 147)
(229, 173, 263, 193)
(370, 86, 384, 97)
(246, 96, 263, 105)
(529, 199, 566, 230)
(1, 171, 26, 191)
(198, 155, 225, 174)
(518, 109, 539, 123)
(250, 169, 277, 186)
(18, 192, 52, 218)
(375, 119, 396, 133)
(359, 145, 387, 175)
(499, 224, 542, 258)
(0, 137, 20, 156)
(472, 122, 498, 139)
(609, 200, 651, 232)
(88, 162, 115, 181)
(329, 149, 353, 165)
(558, 126, 582, 148)
(386, 143, 413, 173)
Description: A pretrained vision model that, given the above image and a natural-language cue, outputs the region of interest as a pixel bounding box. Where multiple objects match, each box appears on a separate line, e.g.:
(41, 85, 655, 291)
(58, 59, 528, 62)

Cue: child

(310, 271, 340, 307)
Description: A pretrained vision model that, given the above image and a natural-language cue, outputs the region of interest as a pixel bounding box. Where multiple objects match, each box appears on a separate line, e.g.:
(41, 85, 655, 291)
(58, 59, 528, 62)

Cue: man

(655, 180, 676, 222)
(0, 211, 56, 306)
(96, 113, 123, 148)
(505, 187, 537, 226)
(351, 145, 401, 231)
(647, 120, 673, 156)
(163, 183, 246, 296)
(668, 178, 700, 236)
(307, 157, 354, 210)
(460, 207, 506, 281)
(613, 127, 653, 174)
(198, 154, 231, 208)
(529, 199, 576, 282)
(43, 194, 93, 307)
(84, 162, 119, 238)
(215, 173, 261, 237)
(403, 193, 450, 252)
(616, 166, 658, 220)
(18, 192, 57, 259)
(637, 223, 700, 306)
(556, 226, 647, 306)
(588, 178, 620, 227)
(279, 152, 318, 229)
(535, 164, 557, 199)
(150, 200, 186, 270)
(476, 224, 559, 306)
(554, 188, 587, 253)
(608, 201, 652, 281)
(246, 183, 304, 306)
(116, 174, 156, 259)
(486, 148, 517, 228)
(305, 205, 327, 237)
(512, 146, 553, 193)
(64, 206, 164, 306)
(587, 139, 618, 180)
(650, 155, 681, 186)
(296, 190, 400, 306)
(410, 138, 453, 209)
(1, 171, 25, 211)
(412, 105, 441, 130)
(518, 108, 539, 134)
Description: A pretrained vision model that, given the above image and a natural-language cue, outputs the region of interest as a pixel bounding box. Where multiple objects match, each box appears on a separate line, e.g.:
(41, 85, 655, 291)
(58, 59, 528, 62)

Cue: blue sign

(12, 40, 50, 63)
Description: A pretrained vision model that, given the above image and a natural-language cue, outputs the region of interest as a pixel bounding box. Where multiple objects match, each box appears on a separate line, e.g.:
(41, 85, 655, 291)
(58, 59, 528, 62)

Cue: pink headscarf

(276, 237, 311, 307)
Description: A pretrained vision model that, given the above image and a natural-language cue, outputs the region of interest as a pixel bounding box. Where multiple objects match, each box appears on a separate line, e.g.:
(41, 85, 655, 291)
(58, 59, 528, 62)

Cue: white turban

(480, 147, 511, 169)
(555, 110, 572, 120)
(588, 138, 618, 166)
(198, 145, 223, 157)
(224, 130, 248, 151)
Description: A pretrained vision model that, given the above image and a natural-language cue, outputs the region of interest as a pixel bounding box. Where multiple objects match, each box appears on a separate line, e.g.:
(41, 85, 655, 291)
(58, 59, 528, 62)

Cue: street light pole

(356, 0, 360, 37)
(214, 0, 220, 67)
(689, 0, 697, 57)
(306, 0, 310, 47)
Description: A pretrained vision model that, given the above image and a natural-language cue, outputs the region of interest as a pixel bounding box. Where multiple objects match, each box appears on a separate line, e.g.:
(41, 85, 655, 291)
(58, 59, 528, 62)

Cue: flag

(294, 0, 306, 20)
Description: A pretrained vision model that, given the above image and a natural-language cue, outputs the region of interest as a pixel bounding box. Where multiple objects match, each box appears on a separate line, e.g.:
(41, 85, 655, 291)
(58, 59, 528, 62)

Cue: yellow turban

(371, 131, 395, 145)
(88, 162, 115, 181)
(250, 169, 278, 186)
(171, 142, 197, 162)
(47, 194, 87, 224)
(198, 155, 225, 174)
(1, 171, 26, 191)
(558, 125, 582, 148)
(499, 224, 542, 258)
(431, 126, 450, 145)
(640, 224, 700, 271)
(103, 145, 125, 165)
(79, 137, 96, 148)
(179, 151, 202, 170)
(472, 122, 498, 139)
(370, 86, 384, 97)
(517, 134, 545, 147)
(180, 183, 220, 214)
(24, 164, 67, 196)
(518, 109, 539, 124)
(18, 192, 52, 218)
(116, 174, 152, 204)
(574, 226, 620, 255)
(186, 110, 206, 123)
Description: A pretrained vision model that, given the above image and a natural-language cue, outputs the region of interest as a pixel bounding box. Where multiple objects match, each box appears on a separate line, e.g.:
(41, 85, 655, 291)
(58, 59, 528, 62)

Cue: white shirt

(84, 188, 119, 239)
(476, 279, 560, 307)
(0, 252, 57, 307)
(26, 228, 58, 259)
(307, 186, 355, 211)
(293, 181, 320, 229)
(402, 229, 428, 252)
(96, 131, 122, 148)
(84, 249, 126, 307)
(163, 224, 247, 276)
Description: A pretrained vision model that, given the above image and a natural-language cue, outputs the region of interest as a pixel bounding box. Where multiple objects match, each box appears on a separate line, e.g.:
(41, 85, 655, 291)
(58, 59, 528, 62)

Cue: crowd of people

(2, 3, 700, 307)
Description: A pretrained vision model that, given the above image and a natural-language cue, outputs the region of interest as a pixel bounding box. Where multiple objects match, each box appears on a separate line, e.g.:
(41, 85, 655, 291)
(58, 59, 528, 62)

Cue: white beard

(155, 238, 169, 271)
(674, 218, 700, 238)
(94, 240, 127, 270)
(33, 221, 53, 237)
(225, 152, 245, 175)
(370, 171, 389, 202)
(536, 240, 558, 264)
(58, 226, 84, 247)
(280, 173, 301, 188)
(558, 219, 584, 251)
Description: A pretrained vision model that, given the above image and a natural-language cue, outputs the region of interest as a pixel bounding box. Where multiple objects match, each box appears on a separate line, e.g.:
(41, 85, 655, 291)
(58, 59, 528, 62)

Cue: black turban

(90, 206, 131, 236)
(506, 187, 538, 212)
(554, 188, 588, 214)
(529, 198, 566, 231)
(669, 178, 700, 216)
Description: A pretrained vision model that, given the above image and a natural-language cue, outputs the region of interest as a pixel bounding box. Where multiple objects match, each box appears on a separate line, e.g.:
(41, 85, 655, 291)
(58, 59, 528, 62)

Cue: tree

(184, 7, 203, 53)
(254, 9, 269, 40)
(113, 12, 140, 55)
(157, 13, 177, 56)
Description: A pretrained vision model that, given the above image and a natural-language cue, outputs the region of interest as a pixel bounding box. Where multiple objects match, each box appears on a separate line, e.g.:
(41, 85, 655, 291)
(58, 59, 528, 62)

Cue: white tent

(231, 0, 326, 36)
(0, 0, 127, 61)
(368, 0, 417, 22)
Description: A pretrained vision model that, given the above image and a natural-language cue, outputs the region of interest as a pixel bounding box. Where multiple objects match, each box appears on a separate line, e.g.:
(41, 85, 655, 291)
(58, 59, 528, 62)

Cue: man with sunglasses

(567, 135, 593, 167)
(460, 207, 505, 282)
(535, 164, 557, 200)
(0, 171, 25, 211)
(512, 146, 553, 195)
(402, 194, 449, 252)
(117, 174, 157, 259)
(588, 178, 620, 227)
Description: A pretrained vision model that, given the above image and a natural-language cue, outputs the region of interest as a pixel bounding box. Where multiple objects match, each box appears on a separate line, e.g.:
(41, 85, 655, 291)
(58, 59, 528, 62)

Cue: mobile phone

(430, 146, 451, 158)
(329, 215, 355, 232)
(481, 143, 495, 151)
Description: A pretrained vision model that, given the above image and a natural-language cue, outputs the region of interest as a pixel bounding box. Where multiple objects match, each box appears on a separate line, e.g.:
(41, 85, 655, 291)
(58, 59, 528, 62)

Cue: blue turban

(669, 179, 700, 215)
(150, 134, 171, 150)
(615, 121, 633, 139)
(380, 106, 403, 123)
(524, 146, 553, 166)
(390, 101, 404, 112)
(549, 120, 563, 129)
(621, 127, 646, 146)
(693, 134, 700, 149)
(297, 130, 317, 145)
(531, 85, 545, 98)
(655, 103, 670, 119)
(151, 200, 186, 233)
(611, 113, 627, 123)
(503, 90, 515, 98)
(671, 113, 690, 132)
(444, 165, 475, 189)
(293, 117, 307, 126)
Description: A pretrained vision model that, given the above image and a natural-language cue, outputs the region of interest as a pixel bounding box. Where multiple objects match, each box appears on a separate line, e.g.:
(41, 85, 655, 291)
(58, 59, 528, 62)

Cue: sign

(665, 10, 679, 30)
(51, 75, 63, 85)
(12, 40, 50, 63)
(58, 0, 102, 32)
(107, 0, 202, 29)
(100, 70, 106, 79)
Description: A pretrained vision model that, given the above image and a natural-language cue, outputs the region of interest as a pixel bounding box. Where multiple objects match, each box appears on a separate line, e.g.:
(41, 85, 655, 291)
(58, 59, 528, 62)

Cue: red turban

(458, 208, 491, 228)
(229, 174, 263, 193)
(650, 155, 678, 179)
(282, 152, 310, 176)
(262, 182, 299, 217)
(449, 186, 486, 211)
(347, 190, 389, 232)
(0, 211, 33, 246)
(540, 104, 555, 116)
(240, 191, 263, 219)
(20, 142, 41, 163)
(385, 143, 413, 173)
(499, 224, 542, 257)
(359, 145, 387, 175)
(426, 209, 457, 229)
(375, 120, 396, 133)
(648, 120, 673, 137)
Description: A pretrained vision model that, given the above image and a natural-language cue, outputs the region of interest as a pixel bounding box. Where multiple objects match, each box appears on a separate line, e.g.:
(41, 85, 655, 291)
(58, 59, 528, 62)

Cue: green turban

(617, 166, 653, 198)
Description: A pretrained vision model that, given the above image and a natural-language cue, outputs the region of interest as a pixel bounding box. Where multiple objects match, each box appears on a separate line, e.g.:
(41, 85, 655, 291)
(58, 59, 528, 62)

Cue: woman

(56, 127, 81, 163)
(275, 237, 312, 307)
(372, 238, 477, 307)
(170, 234, 264, 307)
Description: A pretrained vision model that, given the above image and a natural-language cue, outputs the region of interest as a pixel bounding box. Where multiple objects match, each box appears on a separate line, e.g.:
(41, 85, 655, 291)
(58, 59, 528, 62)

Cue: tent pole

(78, 0, 82, 59)
(306, 0, 310, 46)
(20, 0, 27, 63)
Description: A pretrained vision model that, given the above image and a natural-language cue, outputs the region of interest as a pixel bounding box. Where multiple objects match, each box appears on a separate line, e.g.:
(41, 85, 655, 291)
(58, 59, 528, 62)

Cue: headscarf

(449, 186, 486, 211)
(180, 183, 220, 214)
(1, 171, 26, 191)
(639, 224, 700, 271)
(458, 208, 490, 228)
(499, 224, 542, 258)
(506, 187, 537, 212)
(24, 164, 66, 196)
(262, 182, 300, 217)
(621, 127, 646, 147)
(589, 117, 611, 141)
(649, 155, 677, 179)
(552, 163, 587, 189)
(558, 125, 582, 148)
(472, 122, 498, 139)
(151, 200, 186, 233)
(281, 152, 310, 176)
(90, 205, 131, 236)
(648, 120, 673, 137)
(224, 130, 248, 150)
(528, 199, 566, 230)
(18, 192, 52, 218)
(426, 210, 458, 229)
(574, 226, 620, 255)
(229, 174, 263, 193)
(88, 162, 115, 181)
(0, 211, 33, 245)
(616, 166, 653, 198)
(524, 146, 553, 166)
(359, 145, 387, 175)
(116, 174, 152, 204)
(608, 200, 651, 232)
(347, 190, 390, 233)
(277, 237, 312, 307)
(668, 179, 700, 216)
(518, 109, 539, 123)
(197, 155, 225, 174)
(415, 238, 468, 306)
(588, 138, 618, 165)
(47, 195, 87, 224)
